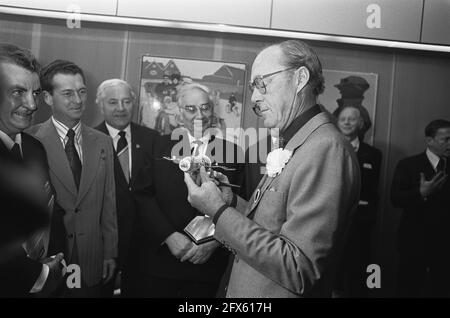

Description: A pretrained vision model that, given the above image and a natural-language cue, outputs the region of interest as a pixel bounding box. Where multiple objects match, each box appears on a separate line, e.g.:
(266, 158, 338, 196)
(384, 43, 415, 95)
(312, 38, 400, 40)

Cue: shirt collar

(0, 129, 21, 151)
(281, 104, 322, 147)
(105, 122, 131, 139)
(186, 129, 210, 146)
(351, 138, 360, 152)
(426, 148, 441, 170)
(52, 116, 82, 141)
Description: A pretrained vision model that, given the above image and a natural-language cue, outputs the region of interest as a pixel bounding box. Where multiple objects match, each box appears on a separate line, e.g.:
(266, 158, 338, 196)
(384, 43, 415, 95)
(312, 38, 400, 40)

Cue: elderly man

(94, 79, 163, 297)
(0, 43, 65, 297)
(184, 40, 360, 298)
(137, 82, 244, 298)
(334, 105, 382, 297)
(29, 60, 117, 297)
(391, 119, 450, 297)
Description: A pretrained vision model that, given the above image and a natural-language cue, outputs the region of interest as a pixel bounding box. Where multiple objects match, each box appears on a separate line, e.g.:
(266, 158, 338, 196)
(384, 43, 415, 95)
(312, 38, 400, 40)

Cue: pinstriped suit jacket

(30, 119, 118, 286)
(215, 112, 361, 298)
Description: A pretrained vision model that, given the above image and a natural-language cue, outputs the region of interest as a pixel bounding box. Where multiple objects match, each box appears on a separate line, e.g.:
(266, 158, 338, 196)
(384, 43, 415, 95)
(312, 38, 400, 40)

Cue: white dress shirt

(51, 117, 83, 164)
(105, 123, 132, 176)
(426, 148, 441, 171)
(0, 129, 22, 155)
(186, 130, 210, 156)
(350, 138, 360, 152)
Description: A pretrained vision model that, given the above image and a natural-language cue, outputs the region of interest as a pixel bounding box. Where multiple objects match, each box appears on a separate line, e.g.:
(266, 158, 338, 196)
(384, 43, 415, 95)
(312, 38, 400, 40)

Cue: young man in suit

(30, 60, 117, 297)
(0, 43, 65, 297)
(185, 40, 360, 298)
(391, 119, 450, 297)
(334, 105, 382, 297)
(94, 79, 162, 297)
(132, 83, 243, 298)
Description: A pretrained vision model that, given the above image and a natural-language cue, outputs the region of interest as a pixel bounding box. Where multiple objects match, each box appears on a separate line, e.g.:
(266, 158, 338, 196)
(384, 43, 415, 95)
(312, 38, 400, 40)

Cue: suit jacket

(391, 152, 450, 263)
(139, 132, 244, 283)
(95, 121, 161, 271)
(214, 112, 361, 298)
(0, 132, 65, 297)
(30, 119, 118, 286)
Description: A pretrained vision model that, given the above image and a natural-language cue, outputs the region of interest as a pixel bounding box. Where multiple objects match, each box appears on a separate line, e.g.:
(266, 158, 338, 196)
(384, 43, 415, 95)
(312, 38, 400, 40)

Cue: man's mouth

(13, 110, 32, 119)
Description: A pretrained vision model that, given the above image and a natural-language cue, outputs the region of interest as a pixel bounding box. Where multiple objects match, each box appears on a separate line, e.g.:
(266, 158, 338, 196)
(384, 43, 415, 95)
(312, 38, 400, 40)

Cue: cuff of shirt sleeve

(30, 263, 49, 293)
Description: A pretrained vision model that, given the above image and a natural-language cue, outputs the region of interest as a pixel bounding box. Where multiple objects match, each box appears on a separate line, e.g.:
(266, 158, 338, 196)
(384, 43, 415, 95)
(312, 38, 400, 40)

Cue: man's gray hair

(277, 40, 325, 96)
(95, 78, 136, 105)
(177, 82, 212, 106)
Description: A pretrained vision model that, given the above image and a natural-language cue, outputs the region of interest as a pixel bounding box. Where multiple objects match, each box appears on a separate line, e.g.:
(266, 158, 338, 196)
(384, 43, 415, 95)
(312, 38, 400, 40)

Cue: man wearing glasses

(142, 83, 244, 297)
(184, 40, 360, 297)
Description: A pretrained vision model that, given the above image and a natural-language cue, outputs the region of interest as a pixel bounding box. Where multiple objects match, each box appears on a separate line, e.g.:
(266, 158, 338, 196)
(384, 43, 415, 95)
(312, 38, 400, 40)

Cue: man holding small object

(145, 83, 244, 297)
(185, 40, 360, 298)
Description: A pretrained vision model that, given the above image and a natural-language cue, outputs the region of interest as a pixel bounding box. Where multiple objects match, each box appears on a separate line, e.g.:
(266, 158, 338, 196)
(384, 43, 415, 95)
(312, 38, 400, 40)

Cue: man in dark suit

(30, 60, 117, 297)
(391, 119, 450, 297)
(334, 105, 382, 297)
(94, 79, 162, 297)
(0, 43, 65, 297)
(133, 82, 243, 297)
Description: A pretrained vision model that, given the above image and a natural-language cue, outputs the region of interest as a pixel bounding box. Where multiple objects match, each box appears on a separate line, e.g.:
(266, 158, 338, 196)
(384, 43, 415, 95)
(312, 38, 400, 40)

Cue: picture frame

(137, 55, 247, 144)
(319, 69, 378, 144)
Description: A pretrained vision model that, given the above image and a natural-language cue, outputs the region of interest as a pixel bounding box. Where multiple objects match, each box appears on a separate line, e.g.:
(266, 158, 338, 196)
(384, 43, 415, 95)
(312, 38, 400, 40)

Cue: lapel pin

(254, 189, 261, 204)
(136, 144, 141, 149)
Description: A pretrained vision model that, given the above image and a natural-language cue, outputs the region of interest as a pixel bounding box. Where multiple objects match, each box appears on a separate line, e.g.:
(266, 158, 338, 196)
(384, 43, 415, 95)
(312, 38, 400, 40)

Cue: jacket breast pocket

(254, 190, 286, 233)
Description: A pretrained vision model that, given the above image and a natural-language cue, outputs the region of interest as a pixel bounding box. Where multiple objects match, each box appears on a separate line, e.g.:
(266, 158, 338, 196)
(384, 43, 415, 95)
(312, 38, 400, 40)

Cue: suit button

(74, 208, 79, 213)
(68, 234, 74, 239)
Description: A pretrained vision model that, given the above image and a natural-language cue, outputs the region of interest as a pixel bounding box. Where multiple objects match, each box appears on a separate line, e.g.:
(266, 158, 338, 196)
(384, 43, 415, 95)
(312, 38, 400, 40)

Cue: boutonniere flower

(266, 148, 292, 177)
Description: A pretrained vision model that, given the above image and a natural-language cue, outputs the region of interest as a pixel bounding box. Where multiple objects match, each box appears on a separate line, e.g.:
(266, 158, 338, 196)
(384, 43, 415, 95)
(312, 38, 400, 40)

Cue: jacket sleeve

(101, 138, 118, 260)
(391, 159, 424, 209)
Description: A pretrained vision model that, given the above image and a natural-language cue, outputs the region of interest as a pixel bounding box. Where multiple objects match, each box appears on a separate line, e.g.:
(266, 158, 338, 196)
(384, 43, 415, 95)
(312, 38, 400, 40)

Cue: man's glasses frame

(183, 103, 212, 114)
(249, 67, 295, 116)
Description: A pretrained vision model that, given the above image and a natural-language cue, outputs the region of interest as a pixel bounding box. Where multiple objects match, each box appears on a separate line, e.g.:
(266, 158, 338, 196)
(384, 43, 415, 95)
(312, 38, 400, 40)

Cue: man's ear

(425, 136, 434, 147)
(296, 66, 310, 94)
(43, 90, 53, 107)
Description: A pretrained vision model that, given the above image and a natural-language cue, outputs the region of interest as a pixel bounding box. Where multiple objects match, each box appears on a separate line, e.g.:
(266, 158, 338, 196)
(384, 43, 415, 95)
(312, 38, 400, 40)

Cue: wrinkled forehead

(103, 83, 132, 98)
(251, 46, 284, 79)
(339, 106, 361, 119)
(0, 62, 40, 88)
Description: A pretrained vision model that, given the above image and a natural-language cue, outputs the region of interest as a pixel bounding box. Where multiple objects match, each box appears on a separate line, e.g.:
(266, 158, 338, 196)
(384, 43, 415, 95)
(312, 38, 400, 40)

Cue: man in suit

(391, 119, 450, 297)
(30, 60, 118, 297)
(131, 82, 243, 298)
(94, 79, 161, 297)
(334, 105, 382, 297)
(0, 43, 65, 297)
(185, 40, 360, 298)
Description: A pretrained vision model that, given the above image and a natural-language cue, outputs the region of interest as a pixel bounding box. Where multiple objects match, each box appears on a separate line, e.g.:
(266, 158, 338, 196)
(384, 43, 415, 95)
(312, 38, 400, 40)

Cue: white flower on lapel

(266, 148, 292, 177)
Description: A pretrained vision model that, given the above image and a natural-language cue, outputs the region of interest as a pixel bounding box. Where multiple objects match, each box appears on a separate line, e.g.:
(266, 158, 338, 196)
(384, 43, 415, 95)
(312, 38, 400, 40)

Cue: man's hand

(39, 252, 65, 296)
(103, 258, 116, 284)
(184, 167, 226, 217)
(211, 171, 234, 205)
(165, 232, 194, 260)
(420, 171, 447, 198)
(180, 240, 220, 264)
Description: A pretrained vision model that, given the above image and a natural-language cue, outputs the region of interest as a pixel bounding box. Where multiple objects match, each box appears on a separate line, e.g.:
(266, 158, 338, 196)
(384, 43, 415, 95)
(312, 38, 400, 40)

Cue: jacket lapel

(246, 112, 332, 216)
(38, 119, 78, 197)
(130, 123, 143, 186)
(76, 125, 99, 205)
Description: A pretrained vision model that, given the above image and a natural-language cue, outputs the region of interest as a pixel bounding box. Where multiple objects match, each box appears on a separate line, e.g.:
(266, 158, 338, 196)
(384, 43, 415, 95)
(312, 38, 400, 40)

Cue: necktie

(436, 158, 447, 173)
(117, 131, 130, 183)
(10, 143, 22, 162)
(191, 140, 203, 156)
(65, 129, 82, 190)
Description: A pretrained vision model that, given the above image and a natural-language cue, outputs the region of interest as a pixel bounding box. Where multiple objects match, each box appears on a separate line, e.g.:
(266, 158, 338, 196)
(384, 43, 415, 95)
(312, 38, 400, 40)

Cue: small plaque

(184, 215, 216, 245)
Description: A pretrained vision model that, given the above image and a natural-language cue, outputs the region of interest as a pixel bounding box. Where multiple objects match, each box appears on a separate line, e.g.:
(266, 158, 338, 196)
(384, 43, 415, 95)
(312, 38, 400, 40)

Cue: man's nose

(73, 92, 82, 104)
(23, 92, 37, 111)
(194, 108, 204, 119)
(117, 101, 125, 111)
(250, 88, 262, 104)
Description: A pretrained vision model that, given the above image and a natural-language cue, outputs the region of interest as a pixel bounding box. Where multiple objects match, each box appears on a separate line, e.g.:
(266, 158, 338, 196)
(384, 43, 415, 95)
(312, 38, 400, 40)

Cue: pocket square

(363, 163, 372, 169)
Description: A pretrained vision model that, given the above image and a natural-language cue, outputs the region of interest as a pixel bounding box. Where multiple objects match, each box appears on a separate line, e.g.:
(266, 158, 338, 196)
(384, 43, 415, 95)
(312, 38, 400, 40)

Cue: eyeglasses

(248, 67, 295, 95)
(183, 103, 212, 114)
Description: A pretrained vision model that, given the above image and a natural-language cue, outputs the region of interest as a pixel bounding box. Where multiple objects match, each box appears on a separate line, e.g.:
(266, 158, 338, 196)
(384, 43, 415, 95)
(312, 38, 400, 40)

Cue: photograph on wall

(137, 55, 247, 143)
(319, 70, 378, 144)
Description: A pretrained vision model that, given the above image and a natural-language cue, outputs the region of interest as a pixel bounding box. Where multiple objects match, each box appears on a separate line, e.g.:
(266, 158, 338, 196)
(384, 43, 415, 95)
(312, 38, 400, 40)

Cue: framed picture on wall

(137, 55, 247, 144)
(319, 70, 378, 144)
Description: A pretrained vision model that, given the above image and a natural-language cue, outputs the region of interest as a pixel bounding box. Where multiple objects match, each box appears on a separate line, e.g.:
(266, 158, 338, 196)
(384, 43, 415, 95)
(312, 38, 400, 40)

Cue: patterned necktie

(65, 129, 82, 189)
(10, 143, 22, 162)
(117, 131, 130, 183)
